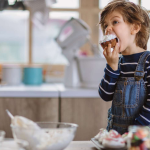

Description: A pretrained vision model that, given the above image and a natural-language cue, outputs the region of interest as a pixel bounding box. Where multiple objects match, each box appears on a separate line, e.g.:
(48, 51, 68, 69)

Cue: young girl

(98, 0, 150, 134)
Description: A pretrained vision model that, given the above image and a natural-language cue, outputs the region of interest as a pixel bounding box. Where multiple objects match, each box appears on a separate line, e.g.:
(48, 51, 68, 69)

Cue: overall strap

(118, 54, 123, 69)
(134, 51, 150, 81)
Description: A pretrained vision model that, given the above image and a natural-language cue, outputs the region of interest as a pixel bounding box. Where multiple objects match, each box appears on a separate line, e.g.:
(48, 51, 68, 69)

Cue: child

(98, 0, 150, 135)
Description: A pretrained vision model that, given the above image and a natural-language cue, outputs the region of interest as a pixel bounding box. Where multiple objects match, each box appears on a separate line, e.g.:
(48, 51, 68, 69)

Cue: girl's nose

(105, 26, 113, 35)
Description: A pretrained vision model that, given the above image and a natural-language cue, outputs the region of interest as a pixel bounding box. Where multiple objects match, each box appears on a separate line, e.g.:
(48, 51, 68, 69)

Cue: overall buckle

(134, 71, 144, 81)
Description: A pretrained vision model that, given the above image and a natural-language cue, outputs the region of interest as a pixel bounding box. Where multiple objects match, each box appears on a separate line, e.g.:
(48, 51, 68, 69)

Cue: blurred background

(0, 0, 149, 87)
(0, 0, 150, 141)
(0, 0, 150, 86)
(0, 0, 150, 64)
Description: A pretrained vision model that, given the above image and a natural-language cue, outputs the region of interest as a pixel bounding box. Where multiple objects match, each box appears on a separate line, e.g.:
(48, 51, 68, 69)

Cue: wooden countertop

(1, 140, 97, 150)
(65, 141, 97, 150)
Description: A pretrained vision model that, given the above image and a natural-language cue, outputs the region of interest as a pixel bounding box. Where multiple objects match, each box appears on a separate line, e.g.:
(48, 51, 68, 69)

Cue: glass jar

(127, 126, 150, 150)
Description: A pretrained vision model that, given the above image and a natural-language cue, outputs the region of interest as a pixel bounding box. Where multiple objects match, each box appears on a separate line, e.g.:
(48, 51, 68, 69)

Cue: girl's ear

(131, 24, 141, 35)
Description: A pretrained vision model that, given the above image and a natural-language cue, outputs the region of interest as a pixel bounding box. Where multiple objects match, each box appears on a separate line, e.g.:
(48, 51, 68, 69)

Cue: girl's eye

(104, 25, 108, 29)
(113, 21, 118, 25)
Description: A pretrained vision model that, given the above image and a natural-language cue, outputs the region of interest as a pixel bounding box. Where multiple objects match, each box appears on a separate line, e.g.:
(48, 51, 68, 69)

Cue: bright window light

(50, 11, 79, 20)
(52, 0, 79, 9)
(0, 10, 29, 63)
(129, 0, 138, 4)
(141, 0, 150, 10)
(99, 0, 139, 9)
(8, 0, 15, 5)
(99, 0, 111, 9)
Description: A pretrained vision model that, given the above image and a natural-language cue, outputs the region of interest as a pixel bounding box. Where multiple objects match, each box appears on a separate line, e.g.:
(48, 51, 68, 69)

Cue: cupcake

(102, 130, 125, 148)
(100, 34, 118, 49)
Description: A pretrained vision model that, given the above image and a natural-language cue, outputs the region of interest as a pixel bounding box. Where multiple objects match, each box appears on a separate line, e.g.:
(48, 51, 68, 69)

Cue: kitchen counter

(0, 84, 59, 97)
(1, 140, 97, 150)
(65, 141, 97, 150)
(55, 84, 100, 98)
(0, 83, 100, 98)
(0, 83, 108, 140)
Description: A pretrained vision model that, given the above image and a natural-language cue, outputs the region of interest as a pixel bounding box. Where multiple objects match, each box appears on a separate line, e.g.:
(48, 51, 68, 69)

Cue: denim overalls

(107, 51, 150, 135)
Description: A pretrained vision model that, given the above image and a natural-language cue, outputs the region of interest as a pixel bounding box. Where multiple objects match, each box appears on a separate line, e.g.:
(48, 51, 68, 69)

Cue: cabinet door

(61, 98, 111, 141)
(0, 98, 59, 137)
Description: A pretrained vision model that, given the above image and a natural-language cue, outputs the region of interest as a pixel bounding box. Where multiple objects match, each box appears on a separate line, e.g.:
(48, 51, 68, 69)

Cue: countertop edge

(0, 84, 100, 98)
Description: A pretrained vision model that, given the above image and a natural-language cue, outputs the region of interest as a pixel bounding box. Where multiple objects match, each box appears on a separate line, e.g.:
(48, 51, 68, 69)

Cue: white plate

(91, 138, 127, 150)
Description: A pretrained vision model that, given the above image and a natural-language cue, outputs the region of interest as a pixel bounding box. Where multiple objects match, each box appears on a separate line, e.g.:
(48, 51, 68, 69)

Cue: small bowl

(11, 122, 78, 150)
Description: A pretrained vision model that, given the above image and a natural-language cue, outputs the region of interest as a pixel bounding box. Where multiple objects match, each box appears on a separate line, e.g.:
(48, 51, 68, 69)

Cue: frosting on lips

(100, 34, 117, 43)
(100, 34, 118, 49)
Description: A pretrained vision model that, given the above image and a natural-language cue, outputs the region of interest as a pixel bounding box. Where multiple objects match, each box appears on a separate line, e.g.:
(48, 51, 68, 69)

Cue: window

(129, 0, 139, 4)
(0, 0, 80, 64)
(141, 0, 150, 10)
(99, 0, 139, 8)
(99, 0, 111, 9)
(2, 0, 150, 64)
(52, 0, 79, 8)
(0, 10, 29, 63)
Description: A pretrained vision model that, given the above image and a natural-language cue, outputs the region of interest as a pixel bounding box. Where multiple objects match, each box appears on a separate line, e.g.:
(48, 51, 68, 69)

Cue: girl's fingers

(113, 43, 119, 54)
(103, 47, 107, 57)
(106, 44, 112, 56)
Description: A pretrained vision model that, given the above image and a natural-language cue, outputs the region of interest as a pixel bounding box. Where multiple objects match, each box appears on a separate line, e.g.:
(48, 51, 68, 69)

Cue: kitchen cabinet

(61, 98, 111, 141)
(0, 84, 111, 140)
(0, 97, 59, 137)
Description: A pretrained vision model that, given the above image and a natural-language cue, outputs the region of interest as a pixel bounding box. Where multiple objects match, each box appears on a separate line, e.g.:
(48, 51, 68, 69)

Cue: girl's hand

(103, 43, 119, 71)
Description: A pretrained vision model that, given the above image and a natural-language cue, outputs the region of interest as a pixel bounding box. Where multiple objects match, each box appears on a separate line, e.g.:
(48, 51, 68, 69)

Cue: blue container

(23, 67, 43, 85)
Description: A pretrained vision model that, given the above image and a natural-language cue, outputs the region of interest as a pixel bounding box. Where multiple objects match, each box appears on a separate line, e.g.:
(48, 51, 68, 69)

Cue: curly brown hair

(99, 0, 150, 50)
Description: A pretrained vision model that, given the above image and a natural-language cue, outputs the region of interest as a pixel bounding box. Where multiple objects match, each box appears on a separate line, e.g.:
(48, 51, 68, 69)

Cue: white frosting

(12, 116, 40, 129)
(100, 34, 117, 43)
(94, 133, 100, 140)
(94, 129, 126, 148)
(94, 128, 109, 144)
(102, 137, 125, 148)
(122, 133, 129, 142)
(98, 132, 109, 144)
(102, 130, 125, 148)
(109, 129, 119, 137)
(94, 128, 108, 140)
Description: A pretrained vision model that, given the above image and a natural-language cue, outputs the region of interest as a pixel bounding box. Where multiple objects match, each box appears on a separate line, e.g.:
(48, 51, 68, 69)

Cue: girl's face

(103, 10, 135, 54)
